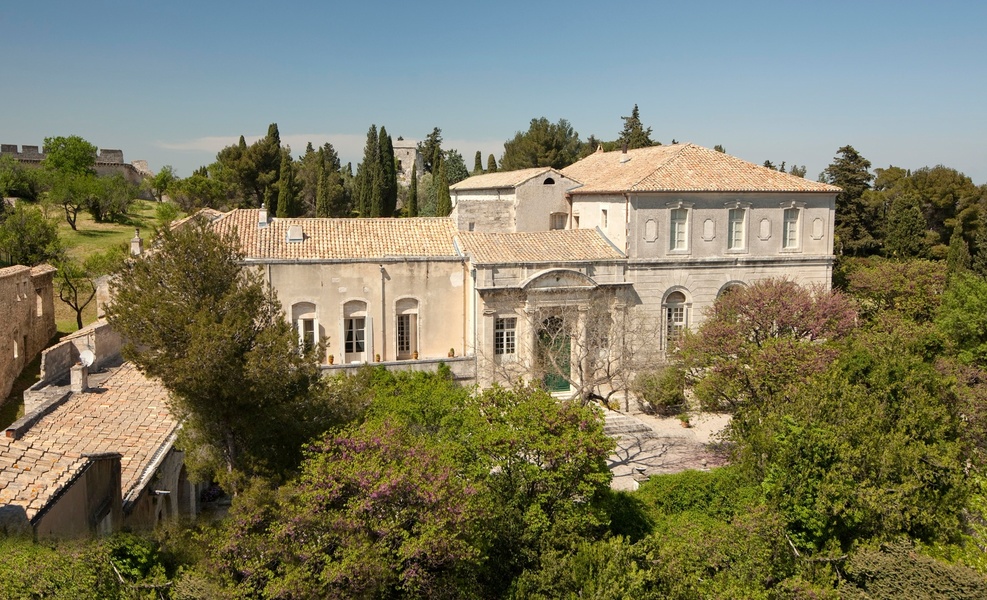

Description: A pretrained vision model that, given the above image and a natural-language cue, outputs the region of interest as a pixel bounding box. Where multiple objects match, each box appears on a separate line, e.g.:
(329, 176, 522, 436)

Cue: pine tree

(326, 170, 347, 217)
(276, 150, 297, 218)
(617, 104, 656, 149)
(824, 145, 876, 256)
(435, 157, 452, 217)
(487, 154, 497, 173)
(407, 164, 419, 217)
(417, 127, 443, 174)
(714, 144, 726, 153)
(378, 127, 397, 217)
(473, 151, 483, 175)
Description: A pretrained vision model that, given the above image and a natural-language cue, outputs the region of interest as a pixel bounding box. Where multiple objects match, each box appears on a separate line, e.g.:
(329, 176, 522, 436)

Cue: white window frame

(782, 205, 802, 250)
(494, 317, 517, 356)
(670, 208, 689, 252)
(345, 317, 366, 354)
(725, 202, 750, 252)
(663, 291, 689, 351)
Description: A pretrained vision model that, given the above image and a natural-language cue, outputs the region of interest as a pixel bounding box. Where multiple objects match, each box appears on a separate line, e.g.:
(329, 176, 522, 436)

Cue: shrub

(632, 366, 686, 416)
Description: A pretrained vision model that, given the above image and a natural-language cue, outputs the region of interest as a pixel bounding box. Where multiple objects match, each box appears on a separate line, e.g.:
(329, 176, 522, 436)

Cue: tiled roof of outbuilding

(0, 363, 177, 521)
(561, 144, 841, 194)
(211, 210, 461, 260)
(457, 229, 625, 264)
(449, 167, 560, 191)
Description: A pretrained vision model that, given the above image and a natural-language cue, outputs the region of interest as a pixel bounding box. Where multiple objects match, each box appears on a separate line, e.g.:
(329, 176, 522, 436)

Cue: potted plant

(412, 351, 418, 360)
(375, 353, 381, 362)
(328, 354, 334, 365)
(677, 411, 691, 428)
(448, 348, 455, 358)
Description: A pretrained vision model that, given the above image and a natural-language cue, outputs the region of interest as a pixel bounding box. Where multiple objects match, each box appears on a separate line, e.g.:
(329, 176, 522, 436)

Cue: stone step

(603, 411, 654, 436)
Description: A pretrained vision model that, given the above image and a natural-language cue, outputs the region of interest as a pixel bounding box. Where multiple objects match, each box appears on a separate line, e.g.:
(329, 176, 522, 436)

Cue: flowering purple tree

(679, 278, 857, 411)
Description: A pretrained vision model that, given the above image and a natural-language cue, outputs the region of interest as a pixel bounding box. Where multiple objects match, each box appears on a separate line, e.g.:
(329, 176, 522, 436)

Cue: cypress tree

(379, 127, 397, 216)
(487, 154, 497, 173)
(315, 165, 330, 217)
(473, 151, 483, 175)
(276, 150, 297, 218)
(355, 125, 378, 217)
(369, 162, 384, 218)
(435, 156, 452, 217)
(407, 164, 419, 217)
(327, 170, 346, 217)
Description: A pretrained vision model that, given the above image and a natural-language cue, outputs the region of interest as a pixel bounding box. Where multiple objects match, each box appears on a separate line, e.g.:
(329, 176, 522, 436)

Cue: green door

(539, 316, 571, 392)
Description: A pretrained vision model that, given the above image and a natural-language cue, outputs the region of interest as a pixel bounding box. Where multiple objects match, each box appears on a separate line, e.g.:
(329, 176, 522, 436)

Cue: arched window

(395, 298, 419, 359)
(291, 302, 318, 352)
(343, 300, 369, 363)
(663, 291, 689, 350)
(543, 177, 555, 185)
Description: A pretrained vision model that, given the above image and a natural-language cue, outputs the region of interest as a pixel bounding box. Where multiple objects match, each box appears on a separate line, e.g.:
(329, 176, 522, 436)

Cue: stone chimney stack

(70, 363, 89, 393)
(130, 228, 143, 256)
(258, 204, 269, 228)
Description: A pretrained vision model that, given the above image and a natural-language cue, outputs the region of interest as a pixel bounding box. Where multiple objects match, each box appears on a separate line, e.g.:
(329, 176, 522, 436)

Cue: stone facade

(198, 143, 839, 396)
(392, 140, 424, 186)
(0, 264, 56, 402)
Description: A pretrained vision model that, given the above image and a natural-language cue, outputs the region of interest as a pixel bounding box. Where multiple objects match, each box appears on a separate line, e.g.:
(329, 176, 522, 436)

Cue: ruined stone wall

(0, 265, 56, 401)
(0, 144, 149, 188)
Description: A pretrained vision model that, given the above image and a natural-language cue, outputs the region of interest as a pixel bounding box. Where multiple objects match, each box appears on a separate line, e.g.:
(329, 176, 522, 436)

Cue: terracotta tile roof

(449, 167, 559, 191)
(561, 143, 841, 194)
(0, 363, 177, 521)
(211, 210, 461, 261)
(457, 229, 625, 264)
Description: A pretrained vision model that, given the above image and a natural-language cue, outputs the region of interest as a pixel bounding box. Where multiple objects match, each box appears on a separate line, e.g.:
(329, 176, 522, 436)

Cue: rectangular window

(783, 208, 800, 249)
(300, 318, 316, 351)
(397, 314, 411, 354)
(670, 208, 688, 250)
(601, 209, 608, 230)
(345, 318, 366, 353)
(550, 213, 567, 230)
(666, 306, 686, 348)
(494, 317, 517, 356)
(573, 215, 580, 229)
(728, 208, 745, 250)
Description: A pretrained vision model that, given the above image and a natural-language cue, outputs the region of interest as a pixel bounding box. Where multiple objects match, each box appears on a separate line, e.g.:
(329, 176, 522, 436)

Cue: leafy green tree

(500, 117, 584, 170)
(472, 150, 483, 175)
(0, 154, 41, 200)
(937, 273, 987, 366)
(149, 165, 176, 202)
(947, 223, 973, 274)
(486, 153, 497, 173)
(45, 171, 100, 229)
(169, 172, 229, 212)
(42, 135, 97, 175)
(617, 104, 656, 149)
(407, 163, 419, 217)
(106, 218, 328, 492)
(417, 127, 443, 174)
(87, 173, 136, 223)
(884, 193, 927, 258)
(435, 156, 452, 216)
(443, 149, 470, 185)
(823, 145, 877, 256)
(56, 246, 126, 330)
(754, 344, 969, 552)
(972, 212, 987, 276)
(0, 202, 62, 266)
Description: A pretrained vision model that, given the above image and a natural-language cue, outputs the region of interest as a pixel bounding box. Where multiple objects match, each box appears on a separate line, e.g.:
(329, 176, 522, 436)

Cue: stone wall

(34, 319, 123, 387)
(0, 265, 56, 401)
(0, 143, 150, 188)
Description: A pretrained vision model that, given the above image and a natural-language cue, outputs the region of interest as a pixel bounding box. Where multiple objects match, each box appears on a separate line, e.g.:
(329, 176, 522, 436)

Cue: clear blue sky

(2, 1, 985, 183)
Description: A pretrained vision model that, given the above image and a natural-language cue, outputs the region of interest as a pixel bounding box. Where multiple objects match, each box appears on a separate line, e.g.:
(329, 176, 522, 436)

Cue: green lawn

(57, 199, 159, 262)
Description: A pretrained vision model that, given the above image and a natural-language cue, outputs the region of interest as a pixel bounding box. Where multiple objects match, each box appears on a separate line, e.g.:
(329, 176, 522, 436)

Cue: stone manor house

(202, 143, 839, 394)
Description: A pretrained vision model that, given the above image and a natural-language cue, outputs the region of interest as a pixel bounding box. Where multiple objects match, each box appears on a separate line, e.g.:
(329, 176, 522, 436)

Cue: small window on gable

(601, 209, 608, 230)
(543, 177, 555, 185)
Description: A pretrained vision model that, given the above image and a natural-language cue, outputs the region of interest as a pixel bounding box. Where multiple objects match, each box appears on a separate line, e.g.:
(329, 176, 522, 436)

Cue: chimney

(70, 363, 89, 393)
(619, 142, 631, 163)
(130, 228, 143, 256)
(258, 204, 269, 227)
